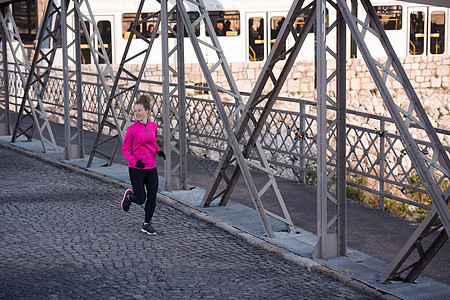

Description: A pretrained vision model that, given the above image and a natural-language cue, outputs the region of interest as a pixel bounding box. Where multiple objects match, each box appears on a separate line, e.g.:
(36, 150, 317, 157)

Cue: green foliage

(384, 198, 409, 216)
(346, 175, 378, 209)
(347, 172, 449, 223)
(416, 215, 442, 226)
(306, 172, 318, 187)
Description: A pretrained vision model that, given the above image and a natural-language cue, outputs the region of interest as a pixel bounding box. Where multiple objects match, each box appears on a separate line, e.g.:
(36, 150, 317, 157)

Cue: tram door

(408, 7, 447, 56)
(80, 16, 114, 64)
(247, 13, 266, 61)
(269, 13, 286, 56)
(247, 12, 286, 62)
(428, 7, 447, 55)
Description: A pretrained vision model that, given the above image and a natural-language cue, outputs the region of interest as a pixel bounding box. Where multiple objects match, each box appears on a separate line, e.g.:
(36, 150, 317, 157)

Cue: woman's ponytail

(135, 94, 151, 111)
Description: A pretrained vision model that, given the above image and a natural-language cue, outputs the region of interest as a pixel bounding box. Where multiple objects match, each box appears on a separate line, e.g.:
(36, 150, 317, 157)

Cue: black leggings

(128, 167, 158, 224)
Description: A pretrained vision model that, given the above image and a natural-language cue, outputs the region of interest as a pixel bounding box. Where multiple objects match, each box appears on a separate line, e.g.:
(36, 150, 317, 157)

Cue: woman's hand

(157, 151, 166, 160)
(135, 159, 145, 168)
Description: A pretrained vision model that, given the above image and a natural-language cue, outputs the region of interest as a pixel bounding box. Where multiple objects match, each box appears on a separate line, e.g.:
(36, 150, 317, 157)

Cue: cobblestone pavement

(0, 147, 376, 299)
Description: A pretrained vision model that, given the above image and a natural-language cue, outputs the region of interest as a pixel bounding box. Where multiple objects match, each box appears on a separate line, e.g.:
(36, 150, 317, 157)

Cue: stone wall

(123, 56, 449, 196)
(78, 55, 450, 157)
(113, 55, 449, 130)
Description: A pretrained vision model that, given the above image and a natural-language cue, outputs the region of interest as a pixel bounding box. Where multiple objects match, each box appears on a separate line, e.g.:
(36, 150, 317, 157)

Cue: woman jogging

(121, 94, 166, 235)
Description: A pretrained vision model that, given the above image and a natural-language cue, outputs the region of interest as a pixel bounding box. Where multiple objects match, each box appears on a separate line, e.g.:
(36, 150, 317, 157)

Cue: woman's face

(134, 103, 149, 123)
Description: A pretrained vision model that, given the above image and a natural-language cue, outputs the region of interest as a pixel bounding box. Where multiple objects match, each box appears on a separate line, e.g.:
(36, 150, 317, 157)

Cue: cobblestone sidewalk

(0, 147, 376, 299)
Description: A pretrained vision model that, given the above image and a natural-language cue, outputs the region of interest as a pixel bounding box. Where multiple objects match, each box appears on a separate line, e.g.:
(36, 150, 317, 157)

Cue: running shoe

(121, 189, 132, 212)
(141, 223, 157, 235)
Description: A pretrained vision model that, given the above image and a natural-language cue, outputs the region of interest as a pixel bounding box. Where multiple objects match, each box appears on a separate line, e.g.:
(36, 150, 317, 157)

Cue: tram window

(430, 11, 445, 55)
(141, 13, 160, 38)
(270, 16, 286, 57)
(271, 16, 284, 46)
(98, 21, 112, 64)
(207, 11, 240, 37)
(12, 0, 37, 43)
(295, 8, 312, 33)
(294, 8, 328, 34)
(168, 12, 200, 38)
(80, 21, 91, 65)
(122, 12, 160, 39)
(410, 11, 425, 55)
(249, 17, 264, 61)
(374, 6, 402, 30)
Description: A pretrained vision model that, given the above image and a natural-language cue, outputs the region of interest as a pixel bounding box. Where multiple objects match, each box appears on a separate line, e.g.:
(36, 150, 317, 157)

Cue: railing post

(97, 75, 102, 131)
(14, 67, 20, 110)
(378, 119, 386, 211)
(299, 100, 306, 183)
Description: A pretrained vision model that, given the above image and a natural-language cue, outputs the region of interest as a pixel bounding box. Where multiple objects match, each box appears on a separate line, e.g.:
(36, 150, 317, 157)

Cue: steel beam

(336, 0, 449, 282)
(0, 4, 33, 138)
(176, 7, 188, 191)
(162, 4, 188, 191)
(161, 0, 171, 190)
(199, 0, 317, 235)
(11, 0, 62, 151)
(336, 4, 348, 256)
(313, 0, 330, 259)
(380, 206, 449, 283)
(0, 5, 10, 136)
(205, 1, 313, 214)
(61, 0, 85, 159)
(73, 1, 84, 159)
(177, 0, 299, 237)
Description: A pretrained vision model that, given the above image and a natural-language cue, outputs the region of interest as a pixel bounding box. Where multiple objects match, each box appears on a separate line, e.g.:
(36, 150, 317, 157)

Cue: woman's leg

(128, 167, 146, 205)
(143, 167, 158, 224)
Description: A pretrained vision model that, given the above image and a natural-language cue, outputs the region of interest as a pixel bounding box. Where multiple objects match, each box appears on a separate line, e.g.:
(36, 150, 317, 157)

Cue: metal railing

(2, 64, 449, 214)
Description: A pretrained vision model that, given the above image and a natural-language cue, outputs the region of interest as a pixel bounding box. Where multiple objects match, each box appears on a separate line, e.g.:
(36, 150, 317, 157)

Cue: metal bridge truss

(9, 0, 61, 151)
(0, 3, 29, 136)
(177, 0, 295, 236)
(0, 0, 57, 149)
(338, 0, 449, 282)
(193, 0, 312, 237)
(199, 0, 449, 279)
(192, 0, 347, 257)
(10, 0, 117, 159)
(87, 0, 189, 191)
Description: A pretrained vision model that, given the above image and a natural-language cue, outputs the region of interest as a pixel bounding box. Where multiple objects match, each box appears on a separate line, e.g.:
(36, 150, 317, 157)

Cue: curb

(0, 139, 400, 300)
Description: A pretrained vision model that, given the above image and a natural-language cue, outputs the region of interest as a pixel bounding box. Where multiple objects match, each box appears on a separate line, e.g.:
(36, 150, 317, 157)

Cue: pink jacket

(122, 120, 161, 169)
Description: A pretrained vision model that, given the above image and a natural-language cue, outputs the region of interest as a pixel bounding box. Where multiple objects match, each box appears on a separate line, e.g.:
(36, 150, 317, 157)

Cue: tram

(11, 0, 450, 64)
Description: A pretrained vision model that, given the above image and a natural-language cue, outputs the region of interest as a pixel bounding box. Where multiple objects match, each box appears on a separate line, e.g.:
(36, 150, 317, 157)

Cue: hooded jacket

(122, 120, 161, 169)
